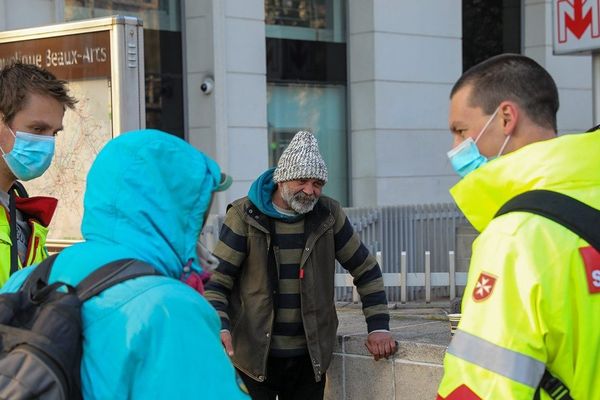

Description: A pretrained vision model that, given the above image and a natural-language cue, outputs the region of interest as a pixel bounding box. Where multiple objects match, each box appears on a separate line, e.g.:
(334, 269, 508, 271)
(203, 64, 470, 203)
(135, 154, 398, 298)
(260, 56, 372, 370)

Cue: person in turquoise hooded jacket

(0, 129, 250, 399)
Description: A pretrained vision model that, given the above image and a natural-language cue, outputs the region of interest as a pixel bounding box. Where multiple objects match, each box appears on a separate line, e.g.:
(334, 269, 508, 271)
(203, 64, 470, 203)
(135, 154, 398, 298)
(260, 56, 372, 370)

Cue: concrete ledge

(325, 306, 450, 400)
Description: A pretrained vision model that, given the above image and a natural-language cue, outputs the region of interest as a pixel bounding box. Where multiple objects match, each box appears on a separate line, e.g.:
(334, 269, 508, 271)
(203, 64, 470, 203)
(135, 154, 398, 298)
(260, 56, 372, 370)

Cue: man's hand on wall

(365, 332, 397, 361)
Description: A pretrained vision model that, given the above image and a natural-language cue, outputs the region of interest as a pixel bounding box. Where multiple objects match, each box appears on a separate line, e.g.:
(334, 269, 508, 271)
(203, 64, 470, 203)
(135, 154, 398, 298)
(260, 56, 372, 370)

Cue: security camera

(201, 77, 214, 94)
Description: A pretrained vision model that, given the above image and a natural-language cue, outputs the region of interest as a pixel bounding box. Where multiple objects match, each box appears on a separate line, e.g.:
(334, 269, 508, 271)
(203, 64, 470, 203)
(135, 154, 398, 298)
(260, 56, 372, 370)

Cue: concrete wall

(347, 0, 462, 206)
(523, 0, 593, 133)
(326, 308, 450, 400)
(183, 0, 269, 214)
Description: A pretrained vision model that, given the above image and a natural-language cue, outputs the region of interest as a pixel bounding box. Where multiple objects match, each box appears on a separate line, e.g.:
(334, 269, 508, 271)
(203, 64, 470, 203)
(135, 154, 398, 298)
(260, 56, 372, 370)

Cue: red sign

(560, 0, 596, 40)
(472, 272, 497, 302)
(579, 246, 600, 294)
(554, 0, 600, 54)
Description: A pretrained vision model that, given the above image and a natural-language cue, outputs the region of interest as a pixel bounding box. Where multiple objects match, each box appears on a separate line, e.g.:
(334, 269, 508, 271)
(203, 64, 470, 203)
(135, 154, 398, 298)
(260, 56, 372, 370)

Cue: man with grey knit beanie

(206, 130, 396, 400)
(272, 130, 328, 214)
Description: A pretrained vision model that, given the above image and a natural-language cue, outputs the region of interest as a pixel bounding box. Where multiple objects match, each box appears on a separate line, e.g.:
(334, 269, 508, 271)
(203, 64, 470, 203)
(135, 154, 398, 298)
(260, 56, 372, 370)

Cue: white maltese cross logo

(472, 272, 497, 301)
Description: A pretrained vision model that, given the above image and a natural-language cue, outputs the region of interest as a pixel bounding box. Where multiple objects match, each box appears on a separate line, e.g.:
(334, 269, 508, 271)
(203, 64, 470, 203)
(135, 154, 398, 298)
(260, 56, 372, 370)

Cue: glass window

(267, 84, 347, 203)
(265, 0, 345, 42)
(266, 0, 348, 204)
(64, 0, 184, 137)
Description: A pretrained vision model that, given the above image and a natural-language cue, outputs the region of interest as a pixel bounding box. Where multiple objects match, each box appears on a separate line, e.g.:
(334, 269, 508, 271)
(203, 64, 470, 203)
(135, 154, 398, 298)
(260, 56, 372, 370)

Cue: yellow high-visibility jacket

(0, 195, 57, 287)
(437, 131, 600, 400)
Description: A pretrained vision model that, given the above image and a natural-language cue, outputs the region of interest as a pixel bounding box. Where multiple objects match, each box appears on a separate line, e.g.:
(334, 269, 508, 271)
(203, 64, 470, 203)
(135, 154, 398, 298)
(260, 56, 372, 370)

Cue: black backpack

(496, 189, 600, 400)
(0, 254, 159, 399)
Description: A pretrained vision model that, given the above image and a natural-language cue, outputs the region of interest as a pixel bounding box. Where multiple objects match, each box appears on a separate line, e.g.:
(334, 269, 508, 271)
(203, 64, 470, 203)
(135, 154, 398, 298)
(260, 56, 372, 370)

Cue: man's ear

(499, 101, 519, 136)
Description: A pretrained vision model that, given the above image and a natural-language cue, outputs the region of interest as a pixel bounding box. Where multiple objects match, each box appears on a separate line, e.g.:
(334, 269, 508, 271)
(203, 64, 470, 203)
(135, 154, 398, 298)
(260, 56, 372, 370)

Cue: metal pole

(400, 251, 407, 303)
(425, 251, 431, 304)
(449, 250, 456, 300)
(593, 52, 600, 125)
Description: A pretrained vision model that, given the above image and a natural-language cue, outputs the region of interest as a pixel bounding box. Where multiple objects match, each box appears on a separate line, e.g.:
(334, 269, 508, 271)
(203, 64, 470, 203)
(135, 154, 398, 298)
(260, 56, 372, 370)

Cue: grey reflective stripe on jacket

(448, 330, 546, 388)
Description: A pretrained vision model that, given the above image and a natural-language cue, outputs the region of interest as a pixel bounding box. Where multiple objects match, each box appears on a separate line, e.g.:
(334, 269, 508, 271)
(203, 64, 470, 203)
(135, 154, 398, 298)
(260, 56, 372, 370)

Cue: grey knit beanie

(273, 131, 328, 183)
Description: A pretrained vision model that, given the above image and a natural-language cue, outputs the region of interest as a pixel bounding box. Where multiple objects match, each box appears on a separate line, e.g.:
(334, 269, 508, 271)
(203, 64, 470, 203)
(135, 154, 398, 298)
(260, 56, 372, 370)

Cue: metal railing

(336, 203, 470, 303)
(202, 202, 472, 304)
(46, 203, 471, 304)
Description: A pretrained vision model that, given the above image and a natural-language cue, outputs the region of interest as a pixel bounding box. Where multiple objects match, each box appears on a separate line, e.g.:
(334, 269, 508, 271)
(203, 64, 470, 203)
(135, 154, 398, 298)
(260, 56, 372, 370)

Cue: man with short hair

(0, 62, 77, 284)
(205, 130, 396, 400)
(437, 54, 600, 399)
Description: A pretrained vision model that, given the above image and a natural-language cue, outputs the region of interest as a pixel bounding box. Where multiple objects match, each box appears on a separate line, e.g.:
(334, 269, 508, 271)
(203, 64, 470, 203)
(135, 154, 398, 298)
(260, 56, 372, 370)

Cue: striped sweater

(270, 218, 308, 356)
(205, 195, 389, 361)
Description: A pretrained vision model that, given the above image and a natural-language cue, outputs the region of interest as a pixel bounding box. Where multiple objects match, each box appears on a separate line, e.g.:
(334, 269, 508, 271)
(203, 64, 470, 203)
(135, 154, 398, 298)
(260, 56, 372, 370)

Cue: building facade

(0, 0, 593, 213)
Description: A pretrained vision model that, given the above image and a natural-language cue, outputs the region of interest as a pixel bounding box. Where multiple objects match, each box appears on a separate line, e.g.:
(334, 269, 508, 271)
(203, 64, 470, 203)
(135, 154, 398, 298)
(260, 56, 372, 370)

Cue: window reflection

(266, 0, 330, 29)
(64, 0, 184, 137)
(266, 0, 348, 204)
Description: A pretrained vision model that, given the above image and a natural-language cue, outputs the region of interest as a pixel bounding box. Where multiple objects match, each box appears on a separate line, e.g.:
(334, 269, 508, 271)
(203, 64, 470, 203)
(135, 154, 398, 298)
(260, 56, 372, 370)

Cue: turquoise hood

(47, 129, 222, 285)
(79, 128, 221, 277)
(0, 130, 249, 399)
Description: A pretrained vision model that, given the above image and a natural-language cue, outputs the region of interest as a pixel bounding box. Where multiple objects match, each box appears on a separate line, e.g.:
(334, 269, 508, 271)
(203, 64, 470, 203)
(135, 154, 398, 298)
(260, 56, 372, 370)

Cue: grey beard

(281, 185, 318, 214)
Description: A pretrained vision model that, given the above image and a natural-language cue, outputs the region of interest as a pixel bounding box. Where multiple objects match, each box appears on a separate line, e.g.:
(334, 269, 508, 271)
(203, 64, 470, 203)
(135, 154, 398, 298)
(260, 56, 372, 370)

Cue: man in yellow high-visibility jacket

(0, 62, 76, 286)
(437, 54, 600, 399)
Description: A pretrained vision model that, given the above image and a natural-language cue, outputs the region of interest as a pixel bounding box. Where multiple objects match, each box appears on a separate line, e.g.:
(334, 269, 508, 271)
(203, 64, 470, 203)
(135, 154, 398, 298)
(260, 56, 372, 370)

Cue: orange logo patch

(472, 272, 497, 302)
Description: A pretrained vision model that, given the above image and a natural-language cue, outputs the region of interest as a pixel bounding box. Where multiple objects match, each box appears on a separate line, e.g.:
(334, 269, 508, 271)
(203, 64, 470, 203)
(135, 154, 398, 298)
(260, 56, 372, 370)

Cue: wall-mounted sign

(553, 0, 600, 54)
(0, 31, 111, 80)
(0, 16, 144, 243)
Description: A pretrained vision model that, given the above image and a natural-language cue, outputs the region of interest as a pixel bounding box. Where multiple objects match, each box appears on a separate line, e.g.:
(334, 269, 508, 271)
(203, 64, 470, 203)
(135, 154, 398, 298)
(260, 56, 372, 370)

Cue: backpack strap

(9, 191, 18, 276)
(495, 189, 598, 400)
(533, 369, 572, 400)
(495, 190, 600, 251)
(8, 182, 29, 276)
(20, 253, 60, 294)
(76, 259, 160, 301)
(10, 181, 29, 198)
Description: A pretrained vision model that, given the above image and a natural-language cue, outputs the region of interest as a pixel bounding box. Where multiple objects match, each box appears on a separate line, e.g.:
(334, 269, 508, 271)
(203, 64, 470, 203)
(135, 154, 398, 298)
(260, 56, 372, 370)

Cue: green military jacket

(206, 196, 389, 382)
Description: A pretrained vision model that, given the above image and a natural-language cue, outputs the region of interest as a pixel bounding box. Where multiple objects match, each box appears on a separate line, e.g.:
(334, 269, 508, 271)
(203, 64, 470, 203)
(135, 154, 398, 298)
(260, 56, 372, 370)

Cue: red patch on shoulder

(579, 246, 600, 294)
(472, 272, 497, 302)
(437, 384, 482, 400)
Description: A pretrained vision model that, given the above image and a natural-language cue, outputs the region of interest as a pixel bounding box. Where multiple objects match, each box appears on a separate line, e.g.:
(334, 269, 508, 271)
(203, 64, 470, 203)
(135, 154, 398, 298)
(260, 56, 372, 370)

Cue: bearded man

(205, 130, 395, 400)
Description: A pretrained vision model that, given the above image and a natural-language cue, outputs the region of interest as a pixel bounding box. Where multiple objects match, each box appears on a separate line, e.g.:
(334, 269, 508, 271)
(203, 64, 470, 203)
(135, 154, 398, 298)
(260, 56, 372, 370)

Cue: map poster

(0, 30, 113, 242)
(25, 79, 113, 240)
(0, 21, 144, 245)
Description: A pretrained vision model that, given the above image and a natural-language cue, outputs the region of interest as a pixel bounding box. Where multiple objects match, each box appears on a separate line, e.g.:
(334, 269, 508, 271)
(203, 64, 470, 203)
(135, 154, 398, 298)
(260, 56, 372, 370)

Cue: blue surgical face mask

(447, 107, 509, 178)
(447, 137, 488, 177)
(1, 128, 55, 181)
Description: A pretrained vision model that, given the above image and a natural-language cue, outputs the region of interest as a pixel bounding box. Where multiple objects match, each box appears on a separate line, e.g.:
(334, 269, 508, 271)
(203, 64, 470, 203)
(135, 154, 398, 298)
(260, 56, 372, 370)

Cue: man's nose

(452, 136, 463, 149)
(302, 185, 315, 196)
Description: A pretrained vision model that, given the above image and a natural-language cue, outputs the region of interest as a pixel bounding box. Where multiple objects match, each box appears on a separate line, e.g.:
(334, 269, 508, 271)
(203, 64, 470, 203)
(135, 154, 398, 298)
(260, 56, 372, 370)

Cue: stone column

(347, 0, 462, 206)
(184, 0, 268, 213)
